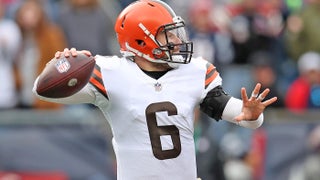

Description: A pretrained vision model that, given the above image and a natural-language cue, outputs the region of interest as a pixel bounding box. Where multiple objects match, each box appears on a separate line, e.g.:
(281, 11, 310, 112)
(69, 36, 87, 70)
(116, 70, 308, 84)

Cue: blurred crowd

(0, 0, 320, 180)
(1, 0, 319, 112)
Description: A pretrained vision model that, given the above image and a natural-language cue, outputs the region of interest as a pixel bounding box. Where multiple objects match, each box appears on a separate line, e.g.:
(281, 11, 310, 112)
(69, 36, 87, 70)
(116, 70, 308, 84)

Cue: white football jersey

(36, 55, 222, 180)
(88, 55, 221, 180)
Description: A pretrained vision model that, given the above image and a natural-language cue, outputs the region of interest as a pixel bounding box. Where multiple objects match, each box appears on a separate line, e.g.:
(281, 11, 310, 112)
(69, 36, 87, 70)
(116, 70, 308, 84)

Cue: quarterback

(33, 0, 277, 179)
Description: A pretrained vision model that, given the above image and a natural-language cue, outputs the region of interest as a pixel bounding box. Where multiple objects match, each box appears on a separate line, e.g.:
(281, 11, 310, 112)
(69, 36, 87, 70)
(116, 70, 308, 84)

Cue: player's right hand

(55, 48, 92, 59)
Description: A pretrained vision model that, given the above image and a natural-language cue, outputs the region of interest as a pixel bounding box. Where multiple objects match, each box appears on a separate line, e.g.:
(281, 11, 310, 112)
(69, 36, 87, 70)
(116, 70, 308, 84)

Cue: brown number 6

(145, 101, 181, 160)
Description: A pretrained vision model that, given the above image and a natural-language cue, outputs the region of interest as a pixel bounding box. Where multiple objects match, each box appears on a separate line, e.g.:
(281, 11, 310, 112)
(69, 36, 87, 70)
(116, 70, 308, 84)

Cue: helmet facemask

(153, 17, 193, 65)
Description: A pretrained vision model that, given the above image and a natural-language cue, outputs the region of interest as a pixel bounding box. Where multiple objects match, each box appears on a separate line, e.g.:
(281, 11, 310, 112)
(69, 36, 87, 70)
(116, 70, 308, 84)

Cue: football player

(33, 0, 277, 179)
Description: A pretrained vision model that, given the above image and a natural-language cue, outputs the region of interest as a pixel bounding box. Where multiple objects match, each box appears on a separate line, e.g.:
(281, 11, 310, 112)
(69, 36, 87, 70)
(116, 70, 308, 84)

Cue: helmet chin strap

(168, 55, 184, 68)
(124, 43, 185, 69)
(168, 63, 180, 68)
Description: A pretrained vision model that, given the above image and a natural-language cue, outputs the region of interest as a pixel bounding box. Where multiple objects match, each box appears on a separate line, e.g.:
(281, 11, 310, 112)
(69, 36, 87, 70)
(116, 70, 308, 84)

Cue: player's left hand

(234, 83, 278, 122)
(55, 48, 92, 59)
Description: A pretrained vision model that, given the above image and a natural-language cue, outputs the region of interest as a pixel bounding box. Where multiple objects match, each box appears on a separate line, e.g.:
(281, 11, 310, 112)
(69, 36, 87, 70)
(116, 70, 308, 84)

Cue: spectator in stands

(14, 0, 67, 109)
(221, 0, 286, 98)
(0, 0, 21, 109)
(228, 0, 285, 65)
(221, 14, 252, 98)
(249, 51, 285, 108)
(57, 0, 116, 55)
(285, 51, 320, 112)
(285, 0, 320, 61)
(186, 0, 233, 69)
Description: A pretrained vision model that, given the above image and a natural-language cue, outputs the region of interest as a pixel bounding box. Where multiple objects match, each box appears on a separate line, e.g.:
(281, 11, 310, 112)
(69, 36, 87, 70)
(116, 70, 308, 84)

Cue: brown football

(36, 53, 95, 98)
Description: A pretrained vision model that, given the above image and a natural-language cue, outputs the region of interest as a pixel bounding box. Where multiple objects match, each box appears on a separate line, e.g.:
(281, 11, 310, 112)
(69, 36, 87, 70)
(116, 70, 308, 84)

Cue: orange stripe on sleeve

(93, 68, 102, 79)
(206, 64, 215, 74)
(90, 77, 107, 95)
(205, 71, 218, 87)
(205, 64, 219, 89)
(89, 65, 108, 99)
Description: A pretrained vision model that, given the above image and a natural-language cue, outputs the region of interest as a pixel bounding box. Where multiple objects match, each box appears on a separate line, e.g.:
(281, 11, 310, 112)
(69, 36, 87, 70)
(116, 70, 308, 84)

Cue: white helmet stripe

(138, 23, 159, 45)
(124, 42, 168, 64)
(138, 23, 170, 59)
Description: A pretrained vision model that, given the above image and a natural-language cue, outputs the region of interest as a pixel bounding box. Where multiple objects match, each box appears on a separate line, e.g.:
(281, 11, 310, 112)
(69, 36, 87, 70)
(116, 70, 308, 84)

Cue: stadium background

(1, 0, 320, 179)
(0, 108, 319, 180)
